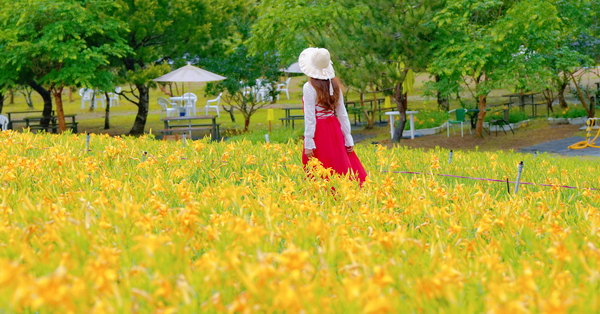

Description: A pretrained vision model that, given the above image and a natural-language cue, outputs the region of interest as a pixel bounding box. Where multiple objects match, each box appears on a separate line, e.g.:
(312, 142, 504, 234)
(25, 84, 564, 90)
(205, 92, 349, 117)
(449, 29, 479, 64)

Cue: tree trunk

(20, 86, 35, 108)
(435, 75, 449, 111)
(361, 92, 375, 129)
(28, 80, 53, 126)
(558, 82, 568, 109)
(542, 88, 556, 115)
(223, 105, 236, 122)
(129, 84, 149, 135)
(89, 91, 96, 111)
(9, 88, 14, 105)
(104, 92, 111, 129)
(392, 83, 407, 142)
(475, 94, 487, 137)
(567, 71, 592, 117)
(0, 91, 4, 114)
(52, 87, 67, 133)
(244, 115, 250, 132)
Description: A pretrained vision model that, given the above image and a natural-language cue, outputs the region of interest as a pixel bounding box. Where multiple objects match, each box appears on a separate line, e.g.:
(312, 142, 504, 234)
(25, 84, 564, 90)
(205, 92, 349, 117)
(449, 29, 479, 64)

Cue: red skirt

(302, 116, 367, 184)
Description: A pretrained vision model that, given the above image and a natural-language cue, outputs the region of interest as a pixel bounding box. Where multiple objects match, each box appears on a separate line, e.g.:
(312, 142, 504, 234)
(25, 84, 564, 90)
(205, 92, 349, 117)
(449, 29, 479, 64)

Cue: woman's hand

(305, 148, 315, 158)
(346, 146, 354, 154)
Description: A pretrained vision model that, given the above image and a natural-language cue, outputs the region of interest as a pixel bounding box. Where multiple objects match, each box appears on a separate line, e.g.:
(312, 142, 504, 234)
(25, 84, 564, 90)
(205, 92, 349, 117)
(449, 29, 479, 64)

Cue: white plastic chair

(276, 77, 291, 100)
(205, 93, 222, 116)
(80, 88, 105, 109)
(0, 114, 8, 131)
(181, 92, 198, 116)
(80, 88, 92, 109)
(158, 97, 178, 117)
(254, 79, 273, 102)
(241, 85, 254, 98)
(108, 86, 121, 107)
(257, 86, 273, 102)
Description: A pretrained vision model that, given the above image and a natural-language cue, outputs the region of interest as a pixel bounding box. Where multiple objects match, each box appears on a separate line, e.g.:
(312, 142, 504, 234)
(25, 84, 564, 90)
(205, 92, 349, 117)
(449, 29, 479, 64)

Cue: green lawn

(2, 73, 586, 143)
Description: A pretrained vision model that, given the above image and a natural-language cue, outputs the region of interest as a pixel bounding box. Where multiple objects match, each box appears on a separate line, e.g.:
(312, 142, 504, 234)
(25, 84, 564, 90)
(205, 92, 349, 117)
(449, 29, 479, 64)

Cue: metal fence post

(514, 161, 524, 194)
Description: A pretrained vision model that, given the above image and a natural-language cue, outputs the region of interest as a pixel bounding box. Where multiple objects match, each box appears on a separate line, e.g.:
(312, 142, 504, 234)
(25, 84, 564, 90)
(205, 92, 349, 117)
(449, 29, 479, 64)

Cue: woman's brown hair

(310, 77, 343, 111)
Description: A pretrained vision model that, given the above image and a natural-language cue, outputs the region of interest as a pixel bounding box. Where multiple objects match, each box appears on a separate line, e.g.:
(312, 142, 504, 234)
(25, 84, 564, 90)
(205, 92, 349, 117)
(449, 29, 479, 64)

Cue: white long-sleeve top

(303, 81, 354, 150)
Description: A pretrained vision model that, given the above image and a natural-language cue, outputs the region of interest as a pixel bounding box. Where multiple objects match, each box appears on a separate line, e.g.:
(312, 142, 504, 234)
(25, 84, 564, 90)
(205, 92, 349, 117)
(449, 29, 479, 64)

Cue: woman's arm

(336, 92, 354, 147)
(303, 82, 317, 149)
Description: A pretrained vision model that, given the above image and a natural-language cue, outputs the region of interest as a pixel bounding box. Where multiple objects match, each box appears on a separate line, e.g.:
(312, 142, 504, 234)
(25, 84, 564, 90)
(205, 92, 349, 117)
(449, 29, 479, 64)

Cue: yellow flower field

(1, 130, 600, 313)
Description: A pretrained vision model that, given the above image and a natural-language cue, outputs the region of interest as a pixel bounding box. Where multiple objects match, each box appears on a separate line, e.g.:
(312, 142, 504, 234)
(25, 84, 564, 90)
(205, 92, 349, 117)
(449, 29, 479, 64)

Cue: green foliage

(413, 110, 448, 129)
(426, 0, 599, 138)
(127, 63, 172, 88)
(110, 0, 250, 134)
(0, 0, 130, 90)
(249, 0, 437, 93)
(429, 0, 507, 99)
(484, 108, 529, 123)
(552, 105, 588, 118)
(327, 0, 438, 92)
(506, 110, 530, 123)
(422, 73, 462, 104)
(247, 0, 338, 66)
(202, 45, 281, 130)
(555, 0, 600, 63)
(428, 0, 597, 99)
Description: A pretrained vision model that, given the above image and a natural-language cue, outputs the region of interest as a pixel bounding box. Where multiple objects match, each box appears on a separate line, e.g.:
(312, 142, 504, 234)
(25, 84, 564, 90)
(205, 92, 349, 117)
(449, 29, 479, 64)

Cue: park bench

(280, 107, 304, 129)
(24, 114, 78, 133)
(279, 115, 304, 129)
(160, 115, 221, 141)
(346, 98, 394, 125)
(159, 125, 220, 136)
(532, 101, 550, 117)
(6, 110, 53, 130)
(365, 106, 397, 123)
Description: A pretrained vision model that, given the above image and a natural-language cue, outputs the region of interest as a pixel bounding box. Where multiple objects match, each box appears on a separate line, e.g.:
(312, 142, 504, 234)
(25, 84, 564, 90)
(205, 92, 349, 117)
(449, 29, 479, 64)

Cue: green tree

(503, 0, 595, 114)
(204, 47, 280, 132)
(0, 69, 15, 115)
(537, 0, 594, 110)
(249, 0, 439, 142)
(328, 1, 439, 140)
(428, 0, 599, 138)
(0, 0, 129, 131)
(428, 0, 583, 136)
(0, 4, 16, 115)
(113, 0, 246, 135)
(554, 0, 599, 115)
(429, 0, 508, 137)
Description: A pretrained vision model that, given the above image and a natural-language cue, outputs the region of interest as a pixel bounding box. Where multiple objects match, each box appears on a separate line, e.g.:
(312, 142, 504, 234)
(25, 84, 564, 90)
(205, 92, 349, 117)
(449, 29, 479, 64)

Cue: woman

(298, 47, 367, 184)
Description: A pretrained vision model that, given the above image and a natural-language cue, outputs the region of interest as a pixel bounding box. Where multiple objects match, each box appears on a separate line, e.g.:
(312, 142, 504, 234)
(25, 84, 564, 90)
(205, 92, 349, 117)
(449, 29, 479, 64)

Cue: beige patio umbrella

(153, 63, 227, 115)
(153, 63, 227, 84)
(279, 62, 303, 74)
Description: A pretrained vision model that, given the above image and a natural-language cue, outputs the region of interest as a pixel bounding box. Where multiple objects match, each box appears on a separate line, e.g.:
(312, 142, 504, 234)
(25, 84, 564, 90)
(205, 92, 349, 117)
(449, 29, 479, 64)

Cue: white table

(384, 111, 419, 139)
(170, 96, 196, 116)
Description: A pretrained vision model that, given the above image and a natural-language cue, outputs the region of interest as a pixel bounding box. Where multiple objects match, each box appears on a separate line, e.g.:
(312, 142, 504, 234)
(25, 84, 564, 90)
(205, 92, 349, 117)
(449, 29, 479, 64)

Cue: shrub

(553, 105, 588, 119)
(484, 108, 529, 123)
(413, 110, 447, 129)
(506, 110, 529, 123)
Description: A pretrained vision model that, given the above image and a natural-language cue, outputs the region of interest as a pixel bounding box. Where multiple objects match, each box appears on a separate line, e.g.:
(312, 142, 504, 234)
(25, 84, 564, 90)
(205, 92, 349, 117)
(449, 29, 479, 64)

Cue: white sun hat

(298, 47, 335, 80)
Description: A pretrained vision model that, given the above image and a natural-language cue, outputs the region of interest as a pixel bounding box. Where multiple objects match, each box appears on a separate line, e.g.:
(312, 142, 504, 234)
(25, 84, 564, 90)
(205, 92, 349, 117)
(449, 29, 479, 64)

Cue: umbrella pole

(182, 83, 185, 116)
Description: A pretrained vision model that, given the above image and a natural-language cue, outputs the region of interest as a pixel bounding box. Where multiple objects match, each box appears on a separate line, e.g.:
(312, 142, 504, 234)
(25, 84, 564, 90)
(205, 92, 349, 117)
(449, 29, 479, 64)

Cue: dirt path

(375, 119, 584, 152)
